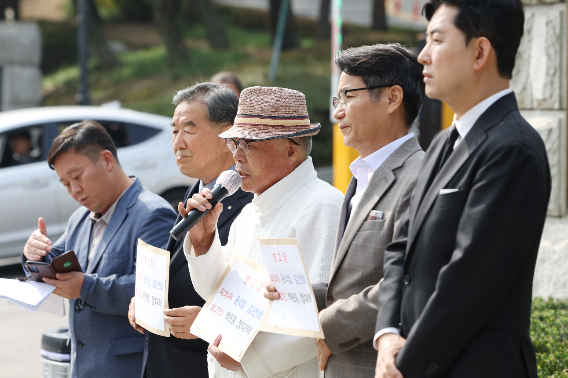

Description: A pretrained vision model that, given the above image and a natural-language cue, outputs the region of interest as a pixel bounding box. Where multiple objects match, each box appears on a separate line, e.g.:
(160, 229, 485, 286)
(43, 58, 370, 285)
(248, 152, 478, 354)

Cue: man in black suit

(374, 1, 551, 378)
(127, 83, 253, 378)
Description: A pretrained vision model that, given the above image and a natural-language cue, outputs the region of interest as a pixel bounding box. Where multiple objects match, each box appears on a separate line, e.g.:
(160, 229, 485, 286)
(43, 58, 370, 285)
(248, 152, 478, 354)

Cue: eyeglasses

(225, 138, 300, 156)
(332, 85, 392, 109)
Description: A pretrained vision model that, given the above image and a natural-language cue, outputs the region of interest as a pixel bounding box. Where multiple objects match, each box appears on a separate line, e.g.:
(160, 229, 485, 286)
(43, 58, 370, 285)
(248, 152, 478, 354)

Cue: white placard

(191, 258, 270, 359)
(259, 239, 324, 338)
(134, 239, 170, 337)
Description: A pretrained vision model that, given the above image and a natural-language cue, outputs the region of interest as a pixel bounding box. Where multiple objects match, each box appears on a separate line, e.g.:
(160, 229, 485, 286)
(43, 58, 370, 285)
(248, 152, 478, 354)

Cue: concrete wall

(513, 1, 568, 298)
(0, 21, 42, 111)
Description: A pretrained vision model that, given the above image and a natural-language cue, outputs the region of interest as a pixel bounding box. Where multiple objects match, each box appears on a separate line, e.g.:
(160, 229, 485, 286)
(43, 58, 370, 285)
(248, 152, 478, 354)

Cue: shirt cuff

(183, 228, 221, 272)
(373, 327, 400, 350)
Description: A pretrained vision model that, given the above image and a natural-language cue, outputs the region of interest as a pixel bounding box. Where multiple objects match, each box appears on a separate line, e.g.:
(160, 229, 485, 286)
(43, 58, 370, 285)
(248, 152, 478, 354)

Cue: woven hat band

(234, 115, 311, 127)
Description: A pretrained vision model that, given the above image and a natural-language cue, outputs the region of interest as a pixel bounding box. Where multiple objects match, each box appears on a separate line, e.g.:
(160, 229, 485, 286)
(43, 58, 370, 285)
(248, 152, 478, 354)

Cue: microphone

(170, 170, 242, 241)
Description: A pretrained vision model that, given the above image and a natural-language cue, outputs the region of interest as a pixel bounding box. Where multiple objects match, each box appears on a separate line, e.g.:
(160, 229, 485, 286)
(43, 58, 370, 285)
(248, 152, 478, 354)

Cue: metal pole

(267, 0, 291, 82)
(330, 0, 342, 122)
(76, 0, 91, 105)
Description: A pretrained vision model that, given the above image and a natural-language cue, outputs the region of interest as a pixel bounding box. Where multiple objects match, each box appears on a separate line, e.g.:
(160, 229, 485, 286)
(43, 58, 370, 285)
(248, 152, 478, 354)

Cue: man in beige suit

(265, 43, 425, 377)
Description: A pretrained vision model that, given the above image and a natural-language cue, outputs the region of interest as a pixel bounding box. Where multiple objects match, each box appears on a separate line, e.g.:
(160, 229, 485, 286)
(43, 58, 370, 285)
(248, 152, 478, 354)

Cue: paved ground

(0, 264, 69, 378)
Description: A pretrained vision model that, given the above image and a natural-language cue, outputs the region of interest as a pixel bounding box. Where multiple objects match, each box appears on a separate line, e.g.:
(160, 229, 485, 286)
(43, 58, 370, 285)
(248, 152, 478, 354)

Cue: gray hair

(290, 136, 312, 159)
(172, 83, 239, 129)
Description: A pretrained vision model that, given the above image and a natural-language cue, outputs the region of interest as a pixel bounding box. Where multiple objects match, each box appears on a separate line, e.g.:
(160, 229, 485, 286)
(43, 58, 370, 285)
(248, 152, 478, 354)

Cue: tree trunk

(153, 0, 189, 67)
(316, 0, 330, 42)
(372, 0, 388, 31)
(87, 0, 120, 70)
(196, 0, 230, 49)
(269, 0, 300, 50)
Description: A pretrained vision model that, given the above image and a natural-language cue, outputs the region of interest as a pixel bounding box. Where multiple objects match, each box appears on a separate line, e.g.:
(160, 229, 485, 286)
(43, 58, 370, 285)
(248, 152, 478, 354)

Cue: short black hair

(423, 0, 524, 79)
(172, 82, 239, 130)
(47, 120, 119, 169)
(334, 43, 425, 127)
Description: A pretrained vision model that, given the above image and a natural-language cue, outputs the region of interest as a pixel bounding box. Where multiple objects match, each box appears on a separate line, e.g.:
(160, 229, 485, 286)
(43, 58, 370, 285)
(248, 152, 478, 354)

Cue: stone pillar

(512, 1, 568, 298)
(0, 21, 42, 111)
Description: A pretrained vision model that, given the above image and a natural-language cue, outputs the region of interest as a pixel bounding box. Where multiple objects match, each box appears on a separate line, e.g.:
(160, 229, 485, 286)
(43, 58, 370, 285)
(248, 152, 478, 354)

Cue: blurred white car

(0, 106, 195, 263)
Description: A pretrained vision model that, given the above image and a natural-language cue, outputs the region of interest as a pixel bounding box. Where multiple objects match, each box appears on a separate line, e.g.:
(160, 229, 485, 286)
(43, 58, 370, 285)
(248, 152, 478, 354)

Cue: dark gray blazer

(314, 137, 424, 378)
(376, 93, 551, 378)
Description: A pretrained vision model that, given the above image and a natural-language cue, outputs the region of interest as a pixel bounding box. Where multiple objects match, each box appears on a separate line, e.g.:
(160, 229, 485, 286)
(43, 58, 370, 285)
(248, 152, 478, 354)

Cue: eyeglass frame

(225, 137, 299, 156)
(332, 85, 393, 109)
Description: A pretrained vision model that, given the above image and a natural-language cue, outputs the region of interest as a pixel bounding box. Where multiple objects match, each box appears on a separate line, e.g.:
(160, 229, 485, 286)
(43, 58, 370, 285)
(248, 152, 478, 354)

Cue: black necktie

(436, 126, 460, 175)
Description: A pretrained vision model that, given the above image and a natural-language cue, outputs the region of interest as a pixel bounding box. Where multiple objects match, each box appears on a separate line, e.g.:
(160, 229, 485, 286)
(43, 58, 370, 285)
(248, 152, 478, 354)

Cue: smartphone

(25, 250, 82, 282)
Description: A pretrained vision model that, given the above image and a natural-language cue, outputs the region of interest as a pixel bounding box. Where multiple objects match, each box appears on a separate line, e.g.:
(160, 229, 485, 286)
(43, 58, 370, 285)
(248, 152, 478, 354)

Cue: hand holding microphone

(171, 170, 241, 254)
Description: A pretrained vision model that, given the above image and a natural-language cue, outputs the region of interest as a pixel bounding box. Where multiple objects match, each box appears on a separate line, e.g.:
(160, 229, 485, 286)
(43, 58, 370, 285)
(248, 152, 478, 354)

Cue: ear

(472, 36, 493, 72)
(101, 150, 115, 172)
(386, 85, 404, 116)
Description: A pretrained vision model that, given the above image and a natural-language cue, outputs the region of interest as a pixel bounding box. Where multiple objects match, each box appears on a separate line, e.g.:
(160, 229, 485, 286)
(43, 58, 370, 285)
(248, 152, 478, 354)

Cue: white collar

(349, 133, 414, 179)
(454, 88, 512, 140)
(252, 157, 317, 215)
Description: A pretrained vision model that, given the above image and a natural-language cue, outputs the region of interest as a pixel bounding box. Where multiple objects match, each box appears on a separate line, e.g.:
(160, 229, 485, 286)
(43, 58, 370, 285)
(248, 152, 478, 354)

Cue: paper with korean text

(134, 239, 170, 337)
(258, 238, 324, 339)
(190, 256, 270, 361)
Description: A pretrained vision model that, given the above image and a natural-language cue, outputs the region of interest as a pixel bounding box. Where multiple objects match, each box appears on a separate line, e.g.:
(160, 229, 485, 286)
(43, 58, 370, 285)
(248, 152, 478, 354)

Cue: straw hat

(218, 86, 320, 140)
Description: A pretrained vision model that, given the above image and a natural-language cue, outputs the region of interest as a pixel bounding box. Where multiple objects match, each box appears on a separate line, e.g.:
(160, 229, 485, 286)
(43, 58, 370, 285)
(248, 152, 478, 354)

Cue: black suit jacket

(375, 93, 551, 378)
(142, 181, 253, 378)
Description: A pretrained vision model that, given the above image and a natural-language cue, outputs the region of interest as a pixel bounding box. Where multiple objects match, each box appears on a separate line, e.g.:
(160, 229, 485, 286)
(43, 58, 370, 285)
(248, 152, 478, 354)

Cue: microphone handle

(170, 185, 229, 241)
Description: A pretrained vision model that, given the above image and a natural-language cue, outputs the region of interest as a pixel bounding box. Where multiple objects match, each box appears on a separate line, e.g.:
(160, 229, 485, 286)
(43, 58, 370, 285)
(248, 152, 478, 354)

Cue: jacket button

(146, 337, 149, 345)
(77, 341, 83, 348)
(403, 275, 411, 285)
(75, 306, 80, 313)
(327, 293, 333, 304)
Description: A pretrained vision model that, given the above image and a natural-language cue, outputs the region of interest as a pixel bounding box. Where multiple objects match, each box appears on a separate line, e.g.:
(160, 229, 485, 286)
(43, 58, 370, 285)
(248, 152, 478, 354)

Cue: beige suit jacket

(314, 136, 424, 378)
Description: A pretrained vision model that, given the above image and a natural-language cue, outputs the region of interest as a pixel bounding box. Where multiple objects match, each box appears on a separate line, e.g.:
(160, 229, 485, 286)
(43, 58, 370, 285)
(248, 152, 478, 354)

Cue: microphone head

(217, 170, 242, 196)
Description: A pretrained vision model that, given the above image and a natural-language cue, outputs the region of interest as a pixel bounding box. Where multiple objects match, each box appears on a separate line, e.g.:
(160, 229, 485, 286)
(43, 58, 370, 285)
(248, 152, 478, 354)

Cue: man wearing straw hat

(180, 86, 344, 378)
(265, 43, 426, 377)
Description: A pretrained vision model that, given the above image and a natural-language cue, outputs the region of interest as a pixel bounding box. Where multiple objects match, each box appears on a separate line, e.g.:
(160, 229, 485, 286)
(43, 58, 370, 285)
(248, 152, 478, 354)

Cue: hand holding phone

(25, 250, 82, 282)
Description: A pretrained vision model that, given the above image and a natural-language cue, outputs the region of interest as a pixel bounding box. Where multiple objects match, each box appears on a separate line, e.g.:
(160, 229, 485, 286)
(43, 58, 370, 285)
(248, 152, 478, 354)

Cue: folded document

(0, 278, 57, 312)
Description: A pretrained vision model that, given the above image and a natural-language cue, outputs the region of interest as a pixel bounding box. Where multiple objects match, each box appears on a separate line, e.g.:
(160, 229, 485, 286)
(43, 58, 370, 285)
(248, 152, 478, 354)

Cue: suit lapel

(330, 137, 421, 279)
(407, 94, 519, 255)
(77, 216, 92, 272)
(331, 166, 395, 279)
(86, 180, 141, 274)
(86, 206, 127, 274)
(168, 182, 200, 275)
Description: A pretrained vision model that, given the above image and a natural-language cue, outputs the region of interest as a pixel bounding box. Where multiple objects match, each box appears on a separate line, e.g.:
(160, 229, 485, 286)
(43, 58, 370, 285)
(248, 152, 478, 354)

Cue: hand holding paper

(164, 306, 200, 339)
(128, 297, 145, 334)
(209, 334, 243, 371)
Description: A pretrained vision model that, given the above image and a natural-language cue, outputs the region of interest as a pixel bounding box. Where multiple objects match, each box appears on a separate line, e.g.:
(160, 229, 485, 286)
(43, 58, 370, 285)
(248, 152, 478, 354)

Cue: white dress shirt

(373, 88, 513, 349)
(348, 133, 414, 219)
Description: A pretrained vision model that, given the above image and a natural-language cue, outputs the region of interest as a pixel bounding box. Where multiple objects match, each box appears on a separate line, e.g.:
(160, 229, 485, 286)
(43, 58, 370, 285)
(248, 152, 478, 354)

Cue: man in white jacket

(181, 86, 344, 378)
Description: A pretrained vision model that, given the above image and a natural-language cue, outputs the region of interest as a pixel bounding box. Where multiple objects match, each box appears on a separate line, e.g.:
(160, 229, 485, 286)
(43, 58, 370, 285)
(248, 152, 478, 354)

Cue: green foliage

(531, 298, 568, 377)
(42, 8, 419, 166)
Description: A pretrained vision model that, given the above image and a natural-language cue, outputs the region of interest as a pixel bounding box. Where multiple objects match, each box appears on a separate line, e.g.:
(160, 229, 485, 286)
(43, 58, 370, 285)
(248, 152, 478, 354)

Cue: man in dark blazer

(128, 83, 253, 378)
(375, 2, 551, 378)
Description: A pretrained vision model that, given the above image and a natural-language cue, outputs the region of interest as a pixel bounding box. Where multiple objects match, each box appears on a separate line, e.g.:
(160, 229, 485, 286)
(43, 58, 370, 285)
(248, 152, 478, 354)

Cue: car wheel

(160, 188, 187, 211)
